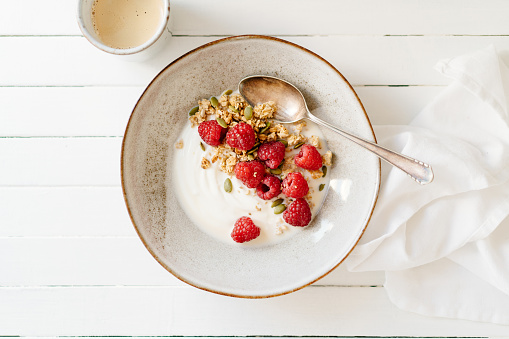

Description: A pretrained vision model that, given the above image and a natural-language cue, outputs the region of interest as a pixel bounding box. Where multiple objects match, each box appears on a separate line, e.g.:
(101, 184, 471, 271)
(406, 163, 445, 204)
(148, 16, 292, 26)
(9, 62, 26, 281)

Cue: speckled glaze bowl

(121, 35, 380, 298)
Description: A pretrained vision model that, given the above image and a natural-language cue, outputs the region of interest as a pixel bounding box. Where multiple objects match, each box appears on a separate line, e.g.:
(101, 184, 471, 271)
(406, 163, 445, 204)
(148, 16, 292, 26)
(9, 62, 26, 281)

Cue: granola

(175, 139, 184, 149)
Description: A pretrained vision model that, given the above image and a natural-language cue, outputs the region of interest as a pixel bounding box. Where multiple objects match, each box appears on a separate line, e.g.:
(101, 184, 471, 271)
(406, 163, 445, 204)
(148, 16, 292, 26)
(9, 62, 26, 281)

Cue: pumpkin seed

(228, 105, 239, 113)
(270, 168, 282, 175)
(293, 142, 305, 149)
(216, 117, 227, 128)
(247, 146, 259, 155)
(244, 106, 253, 120)
(188, 106, 199, 116)
(223, 89, 233, 96)
(322, 165, 327, 178)
(210, 96, 219, 108)
(260, 121, 271, 134)
(224, 178, 233, 193)
(277, 139, 288, 147)
(274, 204, 286, 214)
(319, 184, 325, 191)
(271, 198, 284, 208)
(247, 154, 254, 161)
(200, 142, 205, 151)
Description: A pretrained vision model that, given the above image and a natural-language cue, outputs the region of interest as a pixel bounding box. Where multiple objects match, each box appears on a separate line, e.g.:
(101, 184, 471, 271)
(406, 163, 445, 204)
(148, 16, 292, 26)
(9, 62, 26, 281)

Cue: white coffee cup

(77, 0, 171, 59)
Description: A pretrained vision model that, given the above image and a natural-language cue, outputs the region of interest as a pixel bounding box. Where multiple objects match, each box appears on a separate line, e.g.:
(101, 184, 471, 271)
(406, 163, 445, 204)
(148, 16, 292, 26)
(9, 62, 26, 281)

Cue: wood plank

(0, 187, 133, 237)
(1, 36, 508, 87)
(0, 87, 142, 137)
(0, 238, 383, 287)
(169, 0, 509, 36)
(0, 86, 442, 137)
(0, 238, 178, 287)
(0, 286, 507, 336)
(3, 0, 509, 36)
(0, 137, 121, 186)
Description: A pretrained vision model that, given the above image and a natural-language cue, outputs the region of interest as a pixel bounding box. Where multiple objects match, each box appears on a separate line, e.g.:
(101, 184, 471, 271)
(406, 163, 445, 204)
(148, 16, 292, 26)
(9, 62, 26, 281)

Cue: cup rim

(77, 0, 170, 56)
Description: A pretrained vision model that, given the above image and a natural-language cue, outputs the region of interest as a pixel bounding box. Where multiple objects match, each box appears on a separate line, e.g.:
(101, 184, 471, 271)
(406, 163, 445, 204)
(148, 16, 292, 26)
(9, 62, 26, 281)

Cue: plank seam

(0, 285, 383, 289)
(1, 34, 509, 37)
(0, 335, 490, 338)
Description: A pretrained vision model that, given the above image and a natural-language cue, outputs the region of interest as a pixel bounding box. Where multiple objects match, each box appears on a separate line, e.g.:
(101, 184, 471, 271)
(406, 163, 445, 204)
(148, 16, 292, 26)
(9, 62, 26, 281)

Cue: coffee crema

(92, 0, 164, 49)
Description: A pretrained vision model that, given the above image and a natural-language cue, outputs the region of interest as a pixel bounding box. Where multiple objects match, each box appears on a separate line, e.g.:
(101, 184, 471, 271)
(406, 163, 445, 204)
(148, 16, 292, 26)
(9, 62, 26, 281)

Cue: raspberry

(231, 216, 261, 243)
(198, 120, 227, 147)
(226, 122, 256, 150)
(283, 198, 312, 227)
(282, 172, 309, 198)
(234, 160, 266, 188)
(294, 144, 323, 170)
(256, 175, 282, 200)
(258, 141, 286, 169)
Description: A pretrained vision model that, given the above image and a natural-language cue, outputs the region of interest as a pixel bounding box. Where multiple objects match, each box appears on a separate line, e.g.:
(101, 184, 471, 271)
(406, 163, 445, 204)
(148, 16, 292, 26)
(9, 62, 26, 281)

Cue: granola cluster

(188, 91, 332, 179)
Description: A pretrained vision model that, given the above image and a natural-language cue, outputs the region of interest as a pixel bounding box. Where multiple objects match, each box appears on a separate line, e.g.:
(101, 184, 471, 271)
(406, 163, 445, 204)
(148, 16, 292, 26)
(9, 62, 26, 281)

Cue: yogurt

(172, 119, 330, 247)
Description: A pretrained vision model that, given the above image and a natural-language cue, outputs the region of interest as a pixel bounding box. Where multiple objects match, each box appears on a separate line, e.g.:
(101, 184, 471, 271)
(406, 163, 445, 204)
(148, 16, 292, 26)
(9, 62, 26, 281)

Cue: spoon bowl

(239, 75, 434, 185)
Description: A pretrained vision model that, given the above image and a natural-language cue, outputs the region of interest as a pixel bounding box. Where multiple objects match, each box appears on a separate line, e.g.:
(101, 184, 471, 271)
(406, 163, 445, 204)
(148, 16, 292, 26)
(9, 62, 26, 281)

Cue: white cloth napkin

(346, 45, 509, 324)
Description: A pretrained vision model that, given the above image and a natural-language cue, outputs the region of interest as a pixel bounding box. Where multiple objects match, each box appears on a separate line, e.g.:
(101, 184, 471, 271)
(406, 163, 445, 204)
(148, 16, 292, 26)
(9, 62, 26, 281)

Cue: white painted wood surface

(1, 0, 509, 337)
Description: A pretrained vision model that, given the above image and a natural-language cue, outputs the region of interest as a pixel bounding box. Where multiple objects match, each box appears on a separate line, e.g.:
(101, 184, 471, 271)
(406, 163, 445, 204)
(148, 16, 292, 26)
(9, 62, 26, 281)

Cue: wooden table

(2, 0, 509, 336)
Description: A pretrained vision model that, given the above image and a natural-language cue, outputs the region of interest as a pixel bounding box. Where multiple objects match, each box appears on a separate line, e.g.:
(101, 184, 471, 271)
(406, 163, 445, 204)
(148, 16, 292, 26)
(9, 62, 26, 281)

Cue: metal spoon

(239, 75, 434, 185)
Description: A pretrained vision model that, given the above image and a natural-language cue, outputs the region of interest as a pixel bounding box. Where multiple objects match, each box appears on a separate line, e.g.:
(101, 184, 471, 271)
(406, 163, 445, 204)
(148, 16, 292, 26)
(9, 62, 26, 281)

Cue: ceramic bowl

(121, 35, 380, 298)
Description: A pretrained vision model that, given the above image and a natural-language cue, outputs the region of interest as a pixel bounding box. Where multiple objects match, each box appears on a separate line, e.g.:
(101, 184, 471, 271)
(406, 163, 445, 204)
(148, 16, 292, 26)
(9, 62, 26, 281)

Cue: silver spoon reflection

(239, 75, 433, 185)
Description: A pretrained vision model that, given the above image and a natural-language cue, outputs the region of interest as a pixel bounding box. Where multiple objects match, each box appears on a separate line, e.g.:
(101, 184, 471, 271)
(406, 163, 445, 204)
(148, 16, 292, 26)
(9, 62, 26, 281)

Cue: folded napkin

(347, 45, 509, 324)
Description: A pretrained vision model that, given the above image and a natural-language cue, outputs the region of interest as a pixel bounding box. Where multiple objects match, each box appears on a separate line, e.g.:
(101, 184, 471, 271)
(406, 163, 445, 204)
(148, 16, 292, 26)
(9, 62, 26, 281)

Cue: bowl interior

(122, 36, 380, 297)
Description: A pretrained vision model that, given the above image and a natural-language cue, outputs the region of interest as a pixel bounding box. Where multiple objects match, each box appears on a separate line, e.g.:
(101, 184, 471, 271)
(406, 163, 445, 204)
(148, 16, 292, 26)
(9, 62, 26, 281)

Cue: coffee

(92, 0, 164, 49)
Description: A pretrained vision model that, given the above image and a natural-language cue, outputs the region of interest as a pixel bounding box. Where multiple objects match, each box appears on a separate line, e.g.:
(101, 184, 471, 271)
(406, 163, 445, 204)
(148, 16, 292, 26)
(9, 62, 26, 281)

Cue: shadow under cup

(77, 0, 170, 57)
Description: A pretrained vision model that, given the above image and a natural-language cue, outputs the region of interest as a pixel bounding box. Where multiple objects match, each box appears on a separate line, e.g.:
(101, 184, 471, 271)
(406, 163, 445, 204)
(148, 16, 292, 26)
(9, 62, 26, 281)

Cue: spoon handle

(306, 114, 434, 185)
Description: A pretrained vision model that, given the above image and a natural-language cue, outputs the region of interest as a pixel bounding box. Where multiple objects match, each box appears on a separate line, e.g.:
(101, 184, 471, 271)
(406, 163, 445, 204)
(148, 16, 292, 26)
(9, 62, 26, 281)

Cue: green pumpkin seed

(271, 198, 284, 208)
(200, 142, 205, 151)
(228, 105, 239, 113)
(188, 106, 199, 116)
(260, 121, 271, 134)
(293, 142, 305, 149)
(223, 89, 233, 96)
(216, 117, 227, 128)
(247, 146, 259, 155)
(322, 165, 327, 178)
(210, 96, 219, 108)
(224, 178, 233, 193)
(247, 154, 254, 161)
(274, 204, 286, 214)
(270, 168, 282, 175)
(277, 139, 288, 147)
(319, 184, 325, 191)
(244, 106, 253, 120)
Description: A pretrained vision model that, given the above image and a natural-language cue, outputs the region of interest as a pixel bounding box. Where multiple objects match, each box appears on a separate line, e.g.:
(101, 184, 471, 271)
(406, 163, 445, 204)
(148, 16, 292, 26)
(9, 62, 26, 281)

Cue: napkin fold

(346, 45, 509, 324)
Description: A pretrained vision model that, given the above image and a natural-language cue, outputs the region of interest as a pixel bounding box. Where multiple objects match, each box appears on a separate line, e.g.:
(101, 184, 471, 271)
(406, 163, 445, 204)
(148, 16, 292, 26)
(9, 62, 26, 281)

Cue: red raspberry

(294, 144, 323, 170)
(282, 172, 309, 198)
(283, 198, 312, 227)
(198, 120, 227, 147)
(258, 141, 286, 169)
(226, 122, 256, 150)
(256, 175, 282, 200)
(231, 216, 261, 243)
(234, 160, 266, 188)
